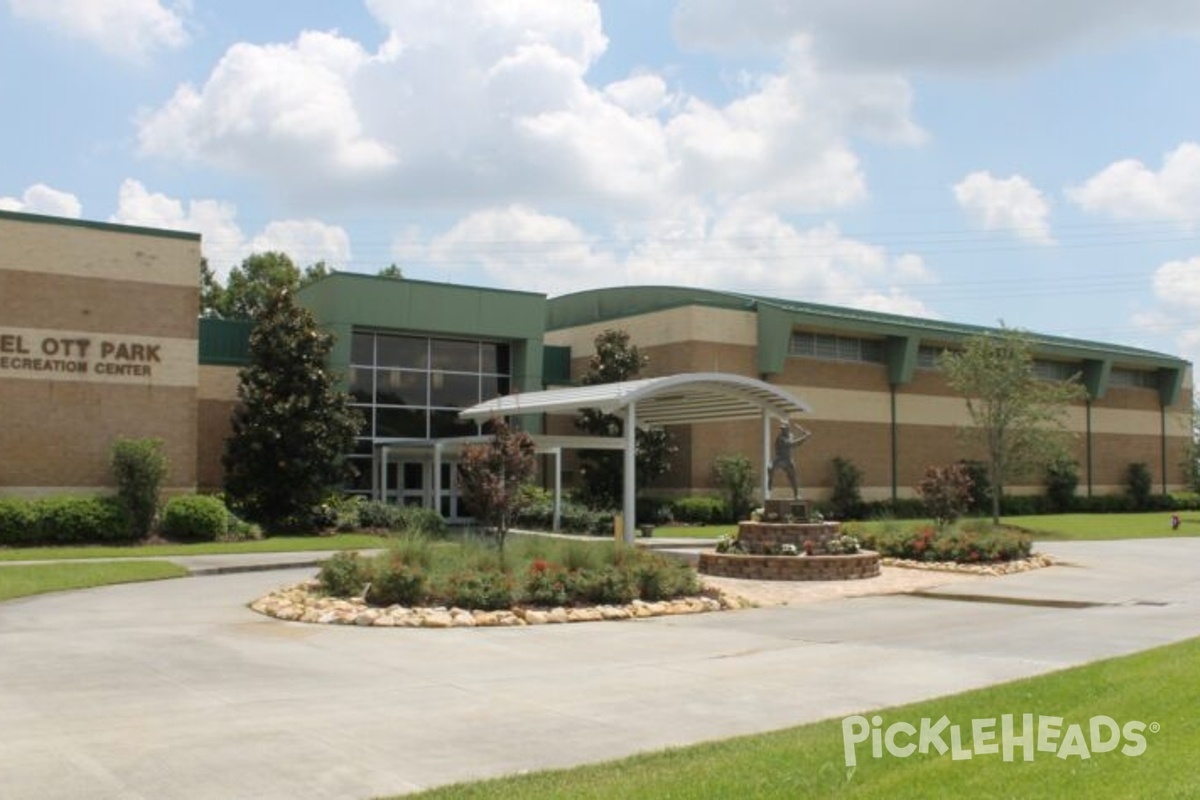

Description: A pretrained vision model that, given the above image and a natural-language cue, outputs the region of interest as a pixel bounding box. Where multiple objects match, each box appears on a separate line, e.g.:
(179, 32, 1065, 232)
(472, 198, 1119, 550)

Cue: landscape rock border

(250, 580, 753, 628)
(880, 552, 1054, 576)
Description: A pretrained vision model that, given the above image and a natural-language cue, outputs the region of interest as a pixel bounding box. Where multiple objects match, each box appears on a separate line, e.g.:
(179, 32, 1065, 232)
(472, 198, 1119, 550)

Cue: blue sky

(4, 1, 1200, 369)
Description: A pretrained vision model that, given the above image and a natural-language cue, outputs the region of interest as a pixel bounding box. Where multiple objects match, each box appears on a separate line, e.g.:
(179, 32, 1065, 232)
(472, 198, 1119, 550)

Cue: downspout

(1162, 403, 1169, 495)
(1086, 400, 1093, 498)
(890, 385, 898, 503)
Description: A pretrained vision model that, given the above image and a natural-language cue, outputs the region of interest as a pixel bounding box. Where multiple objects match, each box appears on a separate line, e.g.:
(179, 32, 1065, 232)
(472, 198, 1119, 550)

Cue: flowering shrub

(524, 560, 570, 607)
(869, 525, 1031, 563)
(821, 534, 860, 555)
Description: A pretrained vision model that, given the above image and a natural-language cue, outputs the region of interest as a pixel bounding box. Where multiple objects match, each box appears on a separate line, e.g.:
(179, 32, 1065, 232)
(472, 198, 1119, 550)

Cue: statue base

(763, 498, 810, 522)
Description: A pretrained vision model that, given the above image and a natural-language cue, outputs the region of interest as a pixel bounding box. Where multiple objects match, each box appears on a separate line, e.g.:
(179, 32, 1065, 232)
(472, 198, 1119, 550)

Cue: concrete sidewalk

(0, 538, 1197, 799)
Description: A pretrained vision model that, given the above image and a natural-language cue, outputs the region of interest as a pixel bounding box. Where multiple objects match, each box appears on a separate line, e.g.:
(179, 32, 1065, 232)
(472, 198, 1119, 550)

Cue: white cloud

(672, 0, 1200, 72)
(135, 7, 921, 216)
(399, 201, 934, 317)
(249, 220, 353, 269)
(414, 205, 618, 296)
(9, 0, 189, 62)
(1139, 256, 1200, 367)
(137, 31, 394, 187)
(1069, 142, 1200, 221)
(109, 179, 351, 278)
(953, 171, 1054, 244)
(0, 184, 83, 217)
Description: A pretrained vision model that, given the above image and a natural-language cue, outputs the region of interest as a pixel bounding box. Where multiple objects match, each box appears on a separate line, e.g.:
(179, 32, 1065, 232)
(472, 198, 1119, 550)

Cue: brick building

(1, 210, 1192, 511)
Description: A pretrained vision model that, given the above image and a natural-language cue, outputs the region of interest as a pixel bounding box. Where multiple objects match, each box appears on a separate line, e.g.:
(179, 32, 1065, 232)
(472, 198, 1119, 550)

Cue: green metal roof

(546, 285, 1188, 368)
(0, 208, 201, 241)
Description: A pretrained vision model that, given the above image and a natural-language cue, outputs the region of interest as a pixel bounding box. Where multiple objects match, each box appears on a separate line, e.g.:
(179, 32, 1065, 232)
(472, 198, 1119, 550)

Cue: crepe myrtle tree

(939, 326, 1086, 523)
(457, 419, 537, 559)
(222, 289, 362, 533)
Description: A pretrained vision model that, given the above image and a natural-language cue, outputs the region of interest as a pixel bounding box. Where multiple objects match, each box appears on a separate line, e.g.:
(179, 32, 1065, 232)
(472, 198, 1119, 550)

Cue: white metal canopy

(459, 372, 811, 426)
(459, 373, 813, 543)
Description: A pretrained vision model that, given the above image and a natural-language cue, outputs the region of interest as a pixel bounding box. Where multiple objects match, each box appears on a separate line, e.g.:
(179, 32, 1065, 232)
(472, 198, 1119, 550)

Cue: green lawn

(652, 524, 736, 539)
(1003, 512, 1198, 541)
(397, 635, 1200, 799)
(0, 533, 391, 562)
(0, 561, 188, 602)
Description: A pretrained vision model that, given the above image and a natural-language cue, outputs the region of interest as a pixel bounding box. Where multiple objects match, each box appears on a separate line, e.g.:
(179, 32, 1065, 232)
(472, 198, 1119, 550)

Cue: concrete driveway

(1, 538, 1198, 799)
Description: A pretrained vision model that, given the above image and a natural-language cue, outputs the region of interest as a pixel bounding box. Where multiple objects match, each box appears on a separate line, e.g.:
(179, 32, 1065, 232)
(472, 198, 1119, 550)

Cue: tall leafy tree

(223, 289, 362, 533)
(199, 258, 226, 318)
(939, 327, 1087, 523)
(575, 329, 677, 509)
(457, 419, 537, 559)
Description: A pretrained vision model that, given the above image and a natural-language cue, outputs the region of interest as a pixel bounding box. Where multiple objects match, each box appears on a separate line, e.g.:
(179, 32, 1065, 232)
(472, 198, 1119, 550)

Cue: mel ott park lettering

(0, 332, 161, 378)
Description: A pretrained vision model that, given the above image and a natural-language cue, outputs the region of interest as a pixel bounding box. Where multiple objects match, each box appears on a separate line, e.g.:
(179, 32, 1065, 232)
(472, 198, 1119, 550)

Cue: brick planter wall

(736, 520, 841, 553)
(698, 550, 881, 581)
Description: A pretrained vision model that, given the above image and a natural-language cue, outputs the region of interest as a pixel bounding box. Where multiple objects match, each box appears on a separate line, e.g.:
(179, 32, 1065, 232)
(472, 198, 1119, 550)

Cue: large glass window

(349, 329, 512, 444)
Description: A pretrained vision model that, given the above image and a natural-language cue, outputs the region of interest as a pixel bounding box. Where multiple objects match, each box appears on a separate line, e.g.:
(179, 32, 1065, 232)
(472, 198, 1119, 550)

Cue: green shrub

(388, 534, 435, 570)
(524, 560, 570, 607)
(1126, 462, 1154, 510)
(0, 498, 38, 546)
(713, 454, 756, 522)
(870, 524, 1031, 563)
(1043, 456, 1079, 513)
(440, 569, 516, 610)
(357, 501, 406, 530)
(111, 437, 168, 540)
(959, 460, 993, 515)
(572, 565, 636, 605)
(828, 457, 865, 520)
(32, 496, 133, 544)
(672, 496, 729, 525)
(398, 506, 448, 538)
(318, 551, 370, 597)
(627, 554, 701, 601)
(365, 555, 427, 606)
(159, 495, 228, 542)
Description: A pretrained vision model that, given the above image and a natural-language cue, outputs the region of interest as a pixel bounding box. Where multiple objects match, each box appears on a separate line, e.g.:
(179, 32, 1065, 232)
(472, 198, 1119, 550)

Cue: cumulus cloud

(0, 184, 83, 217)
(135, 5, 921, 215)
(137, 31, 394, 188)
(1069, 142, 1200, 222)
(1137, 255, 1200, 366)
(9, 0, 189, 62)
(109, 179, 351, 278)
(249, 220, 353, 269)
(672, 0, 1200, 72)
(953, 171, 1054, 244)
(398, 201, 934, 317)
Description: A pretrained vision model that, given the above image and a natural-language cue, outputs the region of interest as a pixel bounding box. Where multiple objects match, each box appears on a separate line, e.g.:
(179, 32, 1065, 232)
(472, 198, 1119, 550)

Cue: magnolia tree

(457, 420, 537, 557)
(223, 289, 362, 533)
(575, 329, 677, 508)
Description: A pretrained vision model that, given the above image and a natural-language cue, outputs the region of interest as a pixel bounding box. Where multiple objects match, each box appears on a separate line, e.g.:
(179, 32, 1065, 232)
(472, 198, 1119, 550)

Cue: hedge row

(0, 497, 133, 546)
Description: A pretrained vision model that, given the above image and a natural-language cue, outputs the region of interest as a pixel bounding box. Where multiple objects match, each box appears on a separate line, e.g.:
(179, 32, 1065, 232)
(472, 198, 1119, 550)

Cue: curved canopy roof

(460, 372, 811, 427)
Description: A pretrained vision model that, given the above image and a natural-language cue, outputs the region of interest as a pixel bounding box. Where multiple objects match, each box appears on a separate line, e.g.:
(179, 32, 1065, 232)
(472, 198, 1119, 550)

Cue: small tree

(111, 437, 168, 540)
(828, 456, 865, 520)
(939, 327, 1086, 523)
(713, 454, 756, 522)
(917, 464, 973, 527)
(223, 290, 362, 533)
(457, 420, 537, 558)
(1043, 455, 1079, 513)
(575, 330, 677, 508)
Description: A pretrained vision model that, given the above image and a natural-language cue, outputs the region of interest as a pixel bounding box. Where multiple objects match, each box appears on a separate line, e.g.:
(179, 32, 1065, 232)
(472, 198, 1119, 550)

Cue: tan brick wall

(196, 365, 241, 489)
(0, 381, 196, 491)
(0, 215, 200, 496)
(0, 270, 197, 339)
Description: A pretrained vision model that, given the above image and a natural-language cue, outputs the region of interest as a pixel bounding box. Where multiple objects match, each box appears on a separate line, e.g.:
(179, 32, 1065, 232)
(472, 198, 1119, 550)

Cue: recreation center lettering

(0, 331, 161, 378)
